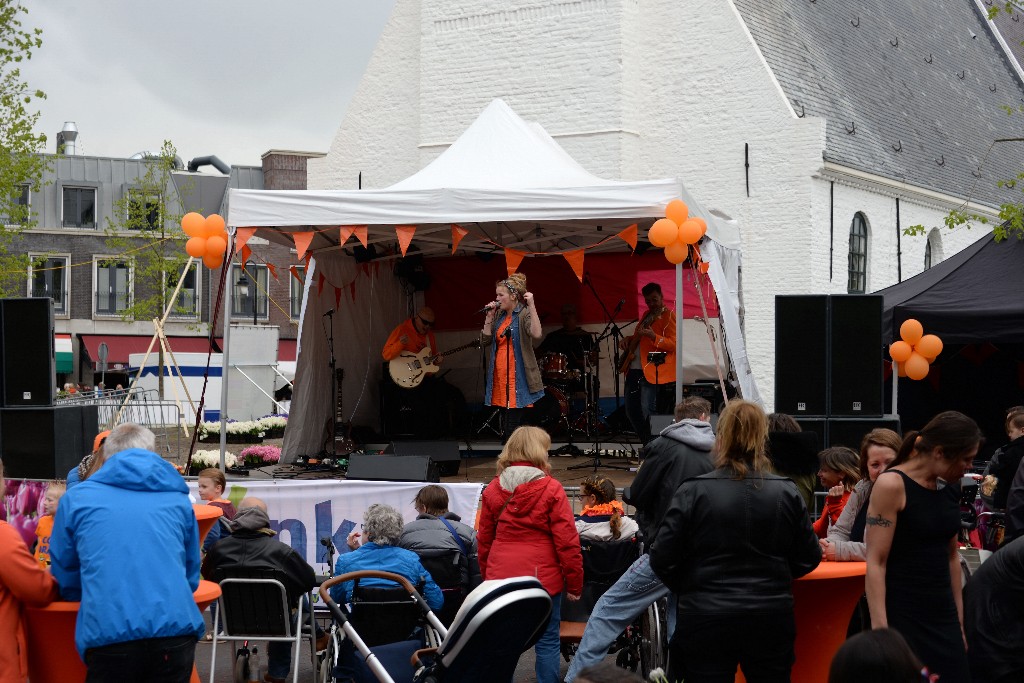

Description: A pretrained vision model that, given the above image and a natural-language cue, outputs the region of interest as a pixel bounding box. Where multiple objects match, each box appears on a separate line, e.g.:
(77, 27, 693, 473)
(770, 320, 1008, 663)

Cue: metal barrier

(56, 388, 183, 458)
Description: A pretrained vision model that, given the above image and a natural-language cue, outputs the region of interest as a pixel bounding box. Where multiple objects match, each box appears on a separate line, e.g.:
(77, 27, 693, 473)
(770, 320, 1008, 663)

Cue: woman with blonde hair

(649, 400, 820, 682)
(575, 476, 639, 542)
(477, 426, 583, 683)
(480, 272, 544, 442)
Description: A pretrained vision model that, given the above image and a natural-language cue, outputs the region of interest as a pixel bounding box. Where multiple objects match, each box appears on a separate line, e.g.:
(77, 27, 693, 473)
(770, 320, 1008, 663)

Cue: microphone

(322, 309, 335, 317)
(476, 301, 499, 314)
(320, 536, 335, 550)
(613, 298, 625, 315)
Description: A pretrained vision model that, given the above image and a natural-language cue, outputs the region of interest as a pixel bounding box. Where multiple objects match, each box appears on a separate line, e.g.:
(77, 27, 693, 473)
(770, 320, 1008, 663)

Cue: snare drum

(541, 352, 570, 380)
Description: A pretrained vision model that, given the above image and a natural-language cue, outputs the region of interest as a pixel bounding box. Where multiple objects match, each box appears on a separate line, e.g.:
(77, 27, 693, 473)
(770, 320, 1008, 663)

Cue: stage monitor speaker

(792, 417, 828, 454)
(346, 455, 440, 483)
(1, 298, 55, 407)
(649, 414, 674, 435)
(0, 405, 98, 479)
(775, 296, 828, 416)
(385, 440, 461, 476)
(827, 416, 901, 450)
(829, 295, 884, 416)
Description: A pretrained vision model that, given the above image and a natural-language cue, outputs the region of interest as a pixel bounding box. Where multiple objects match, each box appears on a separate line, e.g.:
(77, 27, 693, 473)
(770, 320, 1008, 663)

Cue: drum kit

(537, 340, 604, 439)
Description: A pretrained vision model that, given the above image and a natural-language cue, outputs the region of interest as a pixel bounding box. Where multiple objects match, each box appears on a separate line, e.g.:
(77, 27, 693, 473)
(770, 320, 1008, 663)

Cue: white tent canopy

(226, 99, 756, 460)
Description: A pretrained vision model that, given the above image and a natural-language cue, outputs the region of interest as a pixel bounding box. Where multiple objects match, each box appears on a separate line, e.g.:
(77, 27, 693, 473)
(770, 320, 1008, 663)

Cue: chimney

(56, 121, 79, 155)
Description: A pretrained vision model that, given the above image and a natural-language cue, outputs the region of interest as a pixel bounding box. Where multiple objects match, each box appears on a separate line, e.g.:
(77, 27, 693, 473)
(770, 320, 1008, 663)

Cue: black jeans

(85, 635, 196, 683)
(669, 611, 796, 683)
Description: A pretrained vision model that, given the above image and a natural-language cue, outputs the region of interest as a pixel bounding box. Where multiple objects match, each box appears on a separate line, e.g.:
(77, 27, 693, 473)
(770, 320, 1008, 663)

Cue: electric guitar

(389, 340, 481, 388)
(617, 307, 663, 374)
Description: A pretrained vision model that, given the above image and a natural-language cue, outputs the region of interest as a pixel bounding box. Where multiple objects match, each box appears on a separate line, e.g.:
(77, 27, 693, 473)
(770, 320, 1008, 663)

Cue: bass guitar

(389, 339, 481, 388)
(617, 307, 662, 374)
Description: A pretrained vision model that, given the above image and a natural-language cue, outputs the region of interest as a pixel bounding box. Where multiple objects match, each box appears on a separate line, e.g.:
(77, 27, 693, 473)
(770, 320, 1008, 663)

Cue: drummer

(537, 303, 595, 377)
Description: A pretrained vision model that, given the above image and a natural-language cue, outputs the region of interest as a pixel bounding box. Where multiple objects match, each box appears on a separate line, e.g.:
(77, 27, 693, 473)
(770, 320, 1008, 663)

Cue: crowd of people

(4, 398, 1024, 683)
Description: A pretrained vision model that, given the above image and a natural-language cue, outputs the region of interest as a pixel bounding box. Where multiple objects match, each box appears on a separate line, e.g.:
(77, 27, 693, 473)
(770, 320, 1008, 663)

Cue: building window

(63, 187, 97, 228)
(289, 265, 305, 319)
(94, 258, 132, 316)
(231, 264, 269, 322)
(924, 241, 931, 270)
(847, 212, 868, 294)
(2, 185, 29, 225)
(126, 190, 161, 230)
(925, 228, 943, 270)
(29, 255, 69, 316)
(166, 261, 199, 319)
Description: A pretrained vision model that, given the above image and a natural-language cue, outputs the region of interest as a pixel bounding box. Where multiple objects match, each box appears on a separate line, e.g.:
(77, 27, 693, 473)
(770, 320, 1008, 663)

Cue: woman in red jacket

(477, 426, 583, 683)
(813, 446, 861, 538)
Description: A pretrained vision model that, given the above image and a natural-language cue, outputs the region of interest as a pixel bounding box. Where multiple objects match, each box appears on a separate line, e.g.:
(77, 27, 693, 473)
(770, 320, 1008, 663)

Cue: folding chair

(209, 575, 318, 683)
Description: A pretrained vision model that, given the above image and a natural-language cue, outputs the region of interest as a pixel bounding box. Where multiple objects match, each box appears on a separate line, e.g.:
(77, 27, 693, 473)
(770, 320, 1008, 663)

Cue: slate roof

(733, 0, 1024, 208)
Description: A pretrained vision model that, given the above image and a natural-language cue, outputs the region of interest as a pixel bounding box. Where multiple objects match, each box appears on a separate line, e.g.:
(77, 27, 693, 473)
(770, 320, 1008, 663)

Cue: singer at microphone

(475, 300, 499, 315)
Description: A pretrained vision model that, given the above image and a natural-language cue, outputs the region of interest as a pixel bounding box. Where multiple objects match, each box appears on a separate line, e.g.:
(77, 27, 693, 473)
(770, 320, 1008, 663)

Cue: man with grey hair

(332, 503, 443, 611)
(50, 422, 203, 682)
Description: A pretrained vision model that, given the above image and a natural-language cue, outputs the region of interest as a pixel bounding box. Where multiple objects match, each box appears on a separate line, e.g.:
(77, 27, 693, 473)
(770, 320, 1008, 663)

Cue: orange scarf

(581, 500, 624, 517)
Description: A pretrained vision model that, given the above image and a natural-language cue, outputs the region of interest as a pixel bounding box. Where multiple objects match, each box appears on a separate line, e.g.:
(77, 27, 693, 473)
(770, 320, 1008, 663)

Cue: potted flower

(188, 449, 237, 475)
(258, 415, 288, 439)
(239, 445, 282, 468)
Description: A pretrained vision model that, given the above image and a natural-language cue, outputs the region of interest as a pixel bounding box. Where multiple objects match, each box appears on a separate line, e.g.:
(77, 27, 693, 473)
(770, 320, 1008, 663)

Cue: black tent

(880, 233, 1024, 343)
(878, 233, 1024, 458)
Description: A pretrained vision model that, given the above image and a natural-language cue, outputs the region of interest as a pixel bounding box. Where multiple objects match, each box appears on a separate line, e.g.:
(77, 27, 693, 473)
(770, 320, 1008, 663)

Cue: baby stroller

(319, 573, 552, 683)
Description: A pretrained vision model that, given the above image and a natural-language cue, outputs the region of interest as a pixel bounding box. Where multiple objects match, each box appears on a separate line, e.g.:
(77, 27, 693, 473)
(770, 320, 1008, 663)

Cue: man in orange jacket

(619, 283, 676, 444)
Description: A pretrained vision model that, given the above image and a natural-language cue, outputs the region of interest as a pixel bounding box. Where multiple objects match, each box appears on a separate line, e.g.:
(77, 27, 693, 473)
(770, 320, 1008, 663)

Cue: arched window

(847, 213, 868, 293)
(925, 228, 943, 270)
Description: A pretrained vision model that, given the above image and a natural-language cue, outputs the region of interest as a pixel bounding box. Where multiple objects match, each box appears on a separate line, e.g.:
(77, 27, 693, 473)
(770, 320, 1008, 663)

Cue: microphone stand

(502, 321, 512, 441)
(321, 310, 339, 460)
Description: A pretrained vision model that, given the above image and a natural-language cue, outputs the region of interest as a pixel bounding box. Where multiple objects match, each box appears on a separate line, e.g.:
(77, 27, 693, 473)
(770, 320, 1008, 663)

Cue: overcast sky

(21, 0, 396, 167)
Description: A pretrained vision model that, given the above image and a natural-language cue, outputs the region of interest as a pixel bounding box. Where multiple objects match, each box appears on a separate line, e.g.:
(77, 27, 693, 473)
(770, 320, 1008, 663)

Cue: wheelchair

(558, 537, 669, 678)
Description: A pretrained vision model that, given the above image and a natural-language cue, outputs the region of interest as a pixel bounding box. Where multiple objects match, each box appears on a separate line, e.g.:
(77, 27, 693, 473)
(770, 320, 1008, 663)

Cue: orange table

(25, 580, 222, 683)
(194, 503, 223, 548)
(736, 561, 866, 683)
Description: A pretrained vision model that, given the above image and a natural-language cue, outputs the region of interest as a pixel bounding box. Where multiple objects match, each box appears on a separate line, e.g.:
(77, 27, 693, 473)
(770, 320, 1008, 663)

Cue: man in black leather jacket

(564, 397, 714, 682)
(202, 497, 324, 683)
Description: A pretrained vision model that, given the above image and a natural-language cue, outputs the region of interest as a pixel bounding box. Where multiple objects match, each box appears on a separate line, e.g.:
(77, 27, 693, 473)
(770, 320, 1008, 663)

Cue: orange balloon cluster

(889, 319, 943, 381)
(648, 199, 708, 265)
(182, 213, 228, 269)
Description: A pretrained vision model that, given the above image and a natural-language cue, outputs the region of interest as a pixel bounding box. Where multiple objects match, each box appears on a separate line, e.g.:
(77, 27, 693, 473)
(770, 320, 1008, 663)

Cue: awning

(55, 334, 72, 374)
(78, 334, 222, 370)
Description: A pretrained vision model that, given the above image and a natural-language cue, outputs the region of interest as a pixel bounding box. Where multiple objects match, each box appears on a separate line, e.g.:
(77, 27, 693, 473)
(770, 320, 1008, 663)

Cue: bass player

(382, 306, 441, 365)
(618, 282, 676, 445)
(380, 306, 450, 437)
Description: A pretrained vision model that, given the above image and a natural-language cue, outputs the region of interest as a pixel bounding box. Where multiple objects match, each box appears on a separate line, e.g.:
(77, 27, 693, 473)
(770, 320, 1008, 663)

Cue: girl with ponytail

(575, 477, 639, 542)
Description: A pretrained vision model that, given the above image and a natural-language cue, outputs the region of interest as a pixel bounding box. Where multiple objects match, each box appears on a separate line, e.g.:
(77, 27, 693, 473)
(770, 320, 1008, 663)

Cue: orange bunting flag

(235, 227, 257, 254)
(338, 226, 356, 246)
(293, 231, 315, 261)
(267, 263, 278, 280)
(334, 285, 342, 310)
(617, 224, 638, 252)
(563, 249, 585, 283)
(289, 265, 302, 284)
(239, 245, 252, 267)
(353, 226, 369, 248)
(451, 224, 469, 255)
(317, 272, 325, 295)
(504, 248, 526, 276)
(396, 225, 417, 257)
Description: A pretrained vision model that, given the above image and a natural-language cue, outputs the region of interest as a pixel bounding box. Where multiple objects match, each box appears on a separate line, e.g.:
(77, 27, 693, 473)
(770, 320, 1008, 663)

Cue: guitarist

(618, 282, 676, 445)
(380, 307, 447, 437)
(382, 306, 441, 365)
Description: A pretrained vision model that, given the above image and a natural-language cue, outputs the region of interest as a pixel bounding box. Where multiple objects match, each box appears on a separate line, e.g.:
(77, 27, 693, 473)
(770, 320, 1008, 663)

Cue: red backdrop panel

(423, 251, 718, 331)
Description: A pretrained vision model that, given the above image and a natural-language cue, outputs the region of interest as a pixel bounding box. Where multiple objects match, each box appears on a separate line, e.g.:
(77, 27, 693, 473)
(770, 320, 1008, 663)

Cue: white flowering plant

(189, 449, 237, 471)
(198, 419, 267, 443)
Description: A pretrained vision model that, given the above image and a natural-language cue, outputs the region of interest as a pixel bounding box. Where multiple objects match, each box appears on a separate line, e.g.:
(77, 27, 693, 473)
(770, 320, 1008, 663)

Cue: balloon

(899, 319, 924, 346)
(181, 212, 205, 237)
(896, 361, 908, 378)
(664, 241, 689, 264)
(205, 235, 227, 258)
(203, 214, 226, 238)
(202, 253, 223, 269)
(915, 334, 943, 359)
(889, 340, 913, 363)
(648, 218, 679, 248)
(905, 352, 930, 380)
(185, 237, 207, 258)
(677, 218, 703, 245)
(691, 216, 708, 237)
(665, 199, 689, 226)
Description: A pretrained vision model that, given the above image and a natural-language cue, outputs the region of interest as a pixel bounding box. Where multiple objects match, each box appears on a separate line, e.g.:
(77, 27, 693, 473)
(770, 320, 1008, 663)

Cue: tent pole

(891, 364, 899, 419)
(675, 262, 683, 406)
(219, 231, 234, 471)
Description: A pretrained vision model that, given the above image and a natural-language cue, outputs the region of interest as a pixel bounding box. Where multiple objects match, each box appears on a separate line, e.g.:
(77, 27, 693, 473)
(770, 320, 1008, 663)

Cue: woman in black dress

(866, 411, 982, 682)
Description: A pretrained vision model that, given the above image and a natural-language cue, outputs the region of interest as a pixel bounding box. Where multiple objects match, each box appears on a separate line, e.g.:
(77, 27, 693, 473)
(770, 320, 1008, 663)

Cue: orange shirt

(33, 515, 54, 567)
(490, 317, 518, 407)
(638, 308, 677, 385)
(0, 521, 58, 683)
(381, 318, 437, 361)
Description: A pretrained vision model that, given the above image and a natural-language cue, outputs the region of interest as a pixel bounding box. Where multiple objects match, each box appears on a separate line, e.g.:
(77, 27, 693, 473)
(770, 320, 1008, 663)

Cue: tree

(0, 0, 49, 293)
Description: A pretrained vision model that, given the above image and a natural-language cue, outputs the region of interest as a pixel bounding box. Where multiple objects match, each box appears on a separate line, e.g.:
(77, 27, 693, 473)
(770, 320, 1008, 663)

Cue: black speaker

(792, 417, 828, 454)
(827, 416, 901, 450)
(649, 414, 674, 435)
(346, 455, 439, 483)
(0, 405, 98, 479)
(828, 295, 884, 416)
(385, 440, 461, 476)
(1, 298, 55, 407)
(775, 296, 828, 416)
